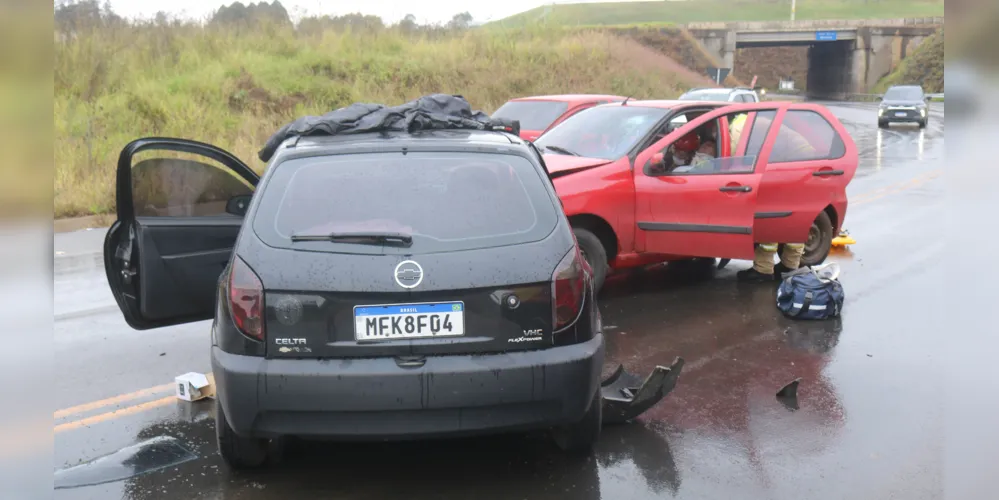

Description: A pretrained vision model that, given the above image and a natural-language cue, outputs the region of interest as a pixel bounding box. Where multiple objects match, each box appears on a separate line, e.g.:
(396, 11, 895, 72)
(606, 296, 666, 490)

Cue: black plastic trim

(754, 211, 793, 219)
(637, 222, 751, 234)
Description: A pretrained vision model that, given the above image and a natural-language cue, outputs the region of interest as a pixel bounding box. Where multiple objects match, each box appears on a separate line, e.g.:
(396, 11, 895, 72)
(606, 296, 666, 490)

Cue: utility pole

(791, 0, 796, 21)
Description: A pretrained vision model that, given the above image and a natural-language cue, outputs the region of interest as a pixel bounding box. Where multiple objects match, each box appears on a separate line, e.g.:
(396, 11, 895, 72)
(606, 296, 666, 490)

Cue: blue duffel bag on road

(776, 263, 845, 320)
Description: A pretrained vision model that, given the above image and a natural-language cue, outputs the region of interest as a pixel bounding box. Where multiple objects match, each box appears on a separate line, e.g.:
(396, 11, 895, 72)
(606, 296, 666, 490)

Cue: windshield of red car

(491, 100, 569, 131)
(533, 106, 669, 161)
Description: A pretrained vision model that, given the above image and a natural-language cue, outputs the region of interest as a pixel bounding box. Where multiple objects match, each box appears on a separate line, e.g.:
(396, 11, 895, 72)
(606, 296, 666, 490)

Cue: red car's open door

(632, 103, 783, 260)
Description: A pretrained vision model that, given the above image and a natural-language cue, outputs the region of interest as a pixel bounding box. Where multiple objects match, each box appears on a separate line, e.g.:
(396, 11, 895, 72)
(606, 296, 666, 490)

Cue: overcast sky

(100, 0, 639, 25)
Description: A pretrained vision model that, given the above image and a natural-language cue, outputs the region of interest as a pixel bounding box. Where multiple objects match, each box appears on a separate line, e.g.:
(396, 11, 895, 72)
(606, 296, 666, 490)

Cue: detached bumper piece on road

(600, 357, 685, 425)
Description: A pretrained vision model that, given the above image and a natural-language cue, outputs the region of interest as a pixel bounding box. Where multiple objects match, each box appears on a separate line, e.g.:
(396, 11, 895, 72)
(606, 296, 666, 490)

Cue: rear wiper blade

(290, 231, 413, 246)
(544, 145, 580, 156)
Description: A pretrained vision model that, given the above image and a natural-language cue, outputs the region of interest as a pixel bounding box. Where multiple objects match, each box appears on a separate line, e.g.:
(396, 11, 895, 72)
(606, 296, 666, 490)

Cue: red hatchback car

(492, 94, 628, 142)
(533, 100, 858, 290)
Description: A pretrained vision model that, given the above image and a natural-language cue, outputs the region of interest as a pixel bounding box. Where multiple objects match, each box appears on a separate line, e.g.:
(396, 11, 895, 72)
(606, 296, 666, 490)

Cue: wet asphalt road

(52, 102, 963, 499)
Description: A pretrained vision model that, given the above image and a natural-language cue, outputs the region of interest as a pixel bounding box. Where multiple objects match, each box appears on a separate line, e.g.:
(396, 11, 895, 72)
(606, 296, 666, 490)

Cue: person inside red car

(671, 132, 719, 174)
(699, 120, 718, 155)
(669, 132, 700, 170)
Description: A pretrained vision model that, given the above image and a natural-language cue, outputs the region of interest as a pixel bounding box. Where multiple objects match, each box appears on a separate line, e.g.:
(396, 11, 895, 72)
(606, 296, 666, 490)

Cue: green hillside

(492, 0, 945, 27)
(875, 27, 944, 94)
(55, 22, 711, 218)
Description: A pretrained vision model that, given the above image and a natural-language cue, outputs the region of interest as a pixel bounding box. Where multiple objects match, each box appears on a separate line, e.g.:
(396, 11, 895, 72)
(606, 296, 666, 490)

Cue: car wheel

(794, 211, 834, 267)
(573, 228, 608, 292)
(216, 400, 269, 469)
(552, 388, 602, 454)
(878, 120, 889, 129)
(919, 119, 927, 129)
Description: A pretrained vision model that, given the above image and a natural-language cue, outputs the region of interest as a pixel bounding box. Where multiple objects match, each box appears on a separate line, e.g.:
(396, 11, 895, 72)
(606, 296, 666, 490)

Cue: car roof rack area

(686, 87, 733, 93)
(258, 94, 521, 162)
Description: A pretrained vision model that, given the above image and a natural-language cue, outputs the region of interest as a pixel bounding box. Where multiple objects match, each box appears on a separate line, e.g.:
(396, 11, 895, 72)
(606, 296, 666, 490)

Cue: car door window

(742, 110, 777, 158)
(131, 153, 255, 217)
(768, 110, 846, 163)
(644, 111, 757, 176)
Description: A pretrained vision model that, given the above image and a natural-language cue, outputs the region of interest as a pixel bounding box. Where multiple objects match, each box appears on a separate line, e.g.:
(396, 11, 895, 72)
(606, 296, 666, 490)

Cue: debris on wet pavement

(601, 357, 685, 425)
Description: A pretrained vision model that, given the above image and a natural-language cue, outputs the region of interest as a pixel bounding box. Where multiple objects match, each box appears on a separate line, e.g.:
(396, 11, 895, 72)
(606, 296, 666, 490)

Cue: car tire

(791, 210, 834, 267)
(919, 119, 927, 129)
(573, 228, 608, 292)
(216, 400, 269, 469)
(878, 120, 889, 129)
(552, 388, 602, 454)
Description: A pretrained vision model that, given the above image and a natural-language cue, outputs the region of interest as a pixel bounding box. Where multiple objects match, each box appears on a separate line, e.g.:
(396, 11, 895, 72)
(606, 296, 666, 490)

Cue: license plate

(895, 112, 907, 117)
(354, 302, 465, 341)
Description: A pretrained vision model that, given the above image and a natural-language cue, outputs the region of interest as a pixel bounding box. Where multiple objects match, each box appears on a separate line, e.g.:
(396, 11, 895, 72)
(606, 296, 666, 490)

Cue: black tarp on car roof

(258, 94, 520, 162)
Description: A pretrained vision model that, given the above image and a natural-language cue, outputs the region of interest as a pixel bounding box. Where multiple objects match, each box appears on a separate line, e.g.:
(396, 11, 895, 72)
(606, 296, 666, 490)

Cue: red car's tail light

(228, 256, 265, 341)
(552, 247, 586, 331)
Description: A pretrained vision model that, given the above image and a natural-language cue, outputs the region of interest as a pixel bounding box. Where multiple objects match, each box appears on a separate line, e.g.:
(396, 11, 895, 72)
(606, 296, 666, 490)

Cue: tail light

(228, 256, 265, 341)
(552, 247, 586, 331)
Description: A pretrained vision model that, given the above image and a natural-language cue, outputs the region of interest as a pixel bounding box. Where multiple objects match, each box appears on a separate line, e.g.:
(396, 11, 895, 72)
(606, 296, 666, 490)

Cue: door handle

(719, 185, 752, 193)
(813, 169, 844, 177)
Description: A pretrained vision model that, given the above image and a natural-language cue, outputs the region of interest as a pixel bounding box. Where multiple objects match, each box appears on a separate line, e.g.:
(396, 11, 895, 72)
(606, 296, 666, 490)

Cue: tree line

(54, 0, 475, 32)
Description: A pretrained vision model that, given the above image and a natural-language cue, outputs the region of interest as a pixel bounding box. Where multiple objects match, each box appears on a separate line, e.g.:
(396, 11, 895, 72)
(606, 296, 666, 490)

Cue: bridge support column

(689, 29, 737, 79)
(850, 35, 868, 94)
(721, 30, 736, 71)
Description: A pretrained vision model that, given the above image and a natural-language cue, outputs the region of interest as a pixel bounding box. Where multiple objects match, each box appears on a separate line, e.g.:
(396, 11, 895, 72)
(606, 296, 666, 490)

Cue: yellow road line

(851, 170, 941, 206)
(54, 382, 175, 420)
(853, 170, 940, 207)
(54, 396, 177, 434)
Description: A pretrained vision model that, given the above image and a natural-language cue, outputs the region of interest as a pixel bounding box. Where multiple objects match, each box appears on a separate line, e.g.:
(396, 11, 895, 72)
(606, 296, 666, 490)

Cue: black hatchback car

(878, 84, 931, 128)
(103, 129, 605, 468)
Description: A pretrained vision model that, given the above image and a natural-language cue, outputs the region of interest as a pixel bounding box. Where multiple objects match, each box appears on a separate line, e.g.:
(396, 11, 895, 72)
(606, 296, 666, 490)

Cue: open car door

(104, 138, 259, 330)
(633, 103, 782, 260)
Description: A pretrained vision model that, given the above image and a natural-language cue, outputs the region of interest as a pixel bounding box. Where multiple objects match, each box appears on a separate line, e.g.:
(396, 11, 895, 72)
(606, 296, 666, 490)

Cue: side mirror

(876, 96, 883, 102)
(225, 194, 252, 216)
(925, 96, 932, 102)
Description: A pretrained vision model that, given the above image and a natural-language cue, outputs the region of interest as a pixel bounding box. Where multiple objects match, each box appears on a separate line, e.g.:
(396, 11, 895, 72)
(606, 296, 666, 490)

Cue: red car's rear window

(492, 101, 569, 131)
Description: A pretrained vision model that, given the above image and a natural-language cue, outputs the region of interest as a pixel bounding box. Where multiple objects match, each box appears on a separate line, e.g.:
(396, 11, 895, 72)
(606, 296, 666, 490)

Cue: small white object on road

(174, 372, 213, 402)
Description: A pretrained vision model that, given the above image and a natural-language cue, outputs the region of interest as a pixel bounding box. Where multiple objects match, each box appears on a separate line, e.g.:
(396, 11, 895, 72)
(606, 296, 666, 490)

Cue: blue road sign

(815, 31, 838, 41)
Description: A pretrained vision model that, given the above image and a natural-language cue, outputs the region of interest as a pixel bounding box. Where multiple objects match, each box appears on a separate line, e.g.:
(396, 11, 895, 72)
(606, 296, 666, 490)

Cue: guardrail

(765, 92, 944, 102)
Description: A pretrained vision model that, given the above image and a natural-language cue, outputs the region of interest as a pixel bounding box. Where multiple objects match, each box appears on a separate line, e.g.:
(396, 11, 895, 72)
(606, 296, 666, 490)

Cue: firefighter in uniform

(729, 112, 809, 283)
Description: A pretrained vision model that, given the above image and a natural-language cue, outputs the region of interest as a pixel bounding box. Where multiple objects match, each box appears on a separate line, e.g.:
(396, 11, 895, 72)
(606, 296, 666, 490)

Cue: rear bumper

(880, 111, 926, 122)
(212, 335, 605, 440)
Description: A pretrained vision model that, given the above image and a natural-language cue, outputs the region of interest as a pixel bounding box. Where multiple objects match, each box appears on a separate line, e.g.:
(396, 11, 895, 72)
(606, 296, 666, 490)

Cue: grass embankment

(874, 27, 944, 94)
(55, 23, 708, 218)
(609, 26, 744, 87)
(492, 0, 945, 27)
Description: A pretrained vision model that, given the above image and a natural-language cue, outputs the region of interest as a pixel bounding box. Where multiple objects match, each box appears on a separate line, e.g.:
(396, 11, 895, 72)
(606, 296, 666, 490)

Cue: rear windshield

(252, 151, 559, 254)
(884, 86, 924, 101)
(492, 101, 570, 131)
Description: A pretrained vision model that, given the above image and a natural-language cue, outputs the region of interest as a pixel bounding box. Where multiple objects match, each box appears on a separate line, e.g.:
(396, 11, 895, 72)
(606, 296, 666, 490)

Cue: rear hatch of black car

(241, 148, 582, 359)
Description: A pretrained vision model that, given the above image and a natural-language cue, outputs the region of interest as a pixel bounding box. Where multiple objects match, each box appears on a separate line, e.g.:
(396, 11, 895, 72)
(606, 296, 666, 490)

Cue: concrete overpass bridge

(686, 18, 943, 98)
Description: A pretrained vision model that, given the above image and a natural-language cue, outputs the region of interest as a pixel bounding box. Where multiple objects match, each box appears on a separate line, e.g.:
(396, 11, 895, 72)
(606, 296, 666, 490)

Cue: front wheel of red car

(573, 228, 608, 292)
(791, 211, 834, 267)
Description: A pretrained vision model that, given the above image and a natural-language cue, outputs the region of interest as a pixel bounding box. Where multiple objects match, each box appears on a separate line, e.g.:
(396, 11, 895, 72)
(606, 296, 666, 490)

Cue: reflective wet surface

(53, 102, 970, 499)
